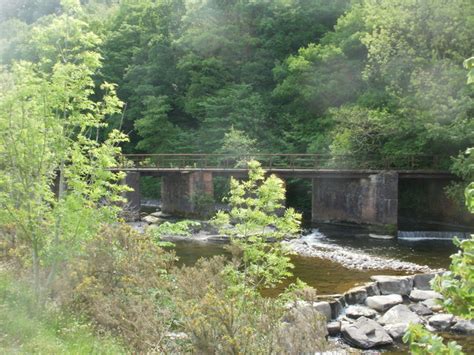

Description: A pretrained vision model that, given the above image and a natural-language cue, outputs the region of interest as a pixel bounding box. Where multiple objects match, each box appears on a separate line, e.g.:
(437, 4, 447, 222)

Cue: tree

(212, 160, 302, 288)
(0, 0, 128, 300)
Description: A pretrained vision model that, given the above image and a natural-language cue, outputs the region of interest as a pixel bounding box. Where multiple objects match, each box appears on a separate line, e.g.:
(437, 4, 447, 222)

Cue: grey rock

(329, 299, 344, 319)
(383, 323, 408, 340)
(150, 211, 170, 218)
(451, 319, 474, 334)
(409, 289, 442, 302)
(327, 321, 341, 336)
(142, 215, 161, 224)
(345, 305, 378, 319)
(364, 282, 380, 297)
(313, 301, 332, 321)
(428, 314, 455, 330)
(344, 286, 368, 305)
(413, 273, 438, 290)
(378, 304, 422, 326)
(365, 294, 403, 312)
(422, 298, 443, 312)
(409, 302, 433, 316)
(341, 316, 393, 349)
(371, 275, 413, 295)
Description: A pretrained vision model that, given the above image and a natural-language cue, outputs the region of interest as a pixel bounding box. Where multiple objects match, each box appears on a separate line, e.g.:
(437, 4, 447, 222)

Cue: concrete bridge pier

(161, 171, 214, 218)
(312, 172, 398, 234)
(123, 172, 141, 220)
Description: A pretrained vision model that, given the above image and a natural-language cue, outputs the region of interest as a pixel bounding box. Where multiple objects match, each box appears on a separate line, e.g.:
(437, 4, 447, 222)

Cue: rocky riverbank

(288, 273, 473, 350)
(134, 212, 438, 273)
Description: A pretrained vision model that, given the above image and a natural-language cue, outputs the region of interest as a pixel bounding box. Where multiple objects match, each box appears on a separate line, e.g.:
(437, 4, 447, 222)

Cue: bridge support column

(161, 172, 214, 218)
(123, 172, 141, 221)
(312, 172, 398, 234)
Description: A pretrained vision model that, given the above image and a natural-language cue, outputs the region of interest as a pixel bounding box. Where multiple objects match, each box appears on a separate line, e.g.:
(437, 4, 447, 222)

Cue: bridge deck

(114, 154, 454, 179)
(113, 167, 454, 179)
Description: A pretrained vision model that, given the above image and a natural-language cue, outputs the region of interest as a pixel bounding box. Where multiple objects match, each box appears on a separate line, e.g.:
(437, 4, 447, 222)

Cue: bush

(172, 256, 328, 354)
(55, 224, 178, 352)
(0, 270, 124, 354)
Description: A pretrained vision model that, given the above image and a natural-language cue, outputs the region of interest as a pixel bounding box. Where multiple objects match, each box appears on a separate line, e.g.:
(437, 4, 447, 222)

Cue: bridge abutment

(161, 172, 214, 218)
(312, 172, 398, 234)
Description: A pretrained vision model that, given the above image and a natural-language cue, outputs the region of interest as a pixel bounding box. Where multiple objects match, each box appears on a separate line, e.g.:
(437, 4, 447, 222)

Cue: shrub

(0, 270, 124, 354)
(55, 224, 178, 352)
(172, 256, 327, 354)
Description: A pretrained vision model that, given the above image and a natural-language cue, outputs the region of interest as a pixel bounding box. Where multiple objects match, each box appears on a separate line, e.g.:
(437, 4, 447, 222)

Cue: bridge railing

(118, 153, 449, 170)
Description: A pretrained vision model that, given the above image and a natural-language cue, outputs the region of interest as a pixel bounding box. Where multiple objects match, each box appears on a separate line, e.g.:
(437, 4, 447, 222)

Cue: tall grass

(0, 271, 125, 354)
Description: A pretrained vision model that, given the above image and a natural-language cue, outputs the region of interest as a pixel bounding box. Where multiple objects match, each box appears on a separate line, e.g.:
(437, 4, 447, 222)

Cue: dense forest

(0, 0, 473, 353)
(1, 0, 472, 159)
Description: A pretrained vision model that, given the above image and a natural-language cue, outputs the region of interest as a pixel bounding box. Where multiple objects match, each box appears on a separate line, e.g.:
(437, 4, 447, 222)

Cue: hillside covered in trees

(1, 0, 472, 160)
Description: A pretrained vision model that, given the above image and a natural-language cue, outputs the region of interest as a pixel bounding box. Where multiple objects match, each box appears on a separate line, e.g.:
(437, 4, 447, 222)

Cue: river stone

(313, 301, 332, 321)
(409, 289, 442, 302)
(364, 282, 380, 297)
(409, 302, 433, 316)
(365, 294, 403, 312)
(150, 211, 170, 218)
(378, 304, 422, 326)
(327, 321, 341, 336)
(451, 319, 474, 334)
(341, 316, 393, 349)
(429, 314, 455, 330)
(383, 323, 407, 340)
(142, 215, 161, 224)
(422, 298, 443, 312)
(344, 286, 368, 305)
(345, 305, 378, 319)
(371, 275, 413, 295)
(413, 273, 438, 290)
(329, 299, 344, 319)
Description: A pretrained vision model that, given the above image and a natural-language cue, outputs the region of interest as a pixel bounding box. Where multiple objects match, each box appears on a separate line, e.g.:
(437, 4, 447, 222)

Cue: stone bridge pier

(161, 171, 214, 217)
(312, 172, 398, 234)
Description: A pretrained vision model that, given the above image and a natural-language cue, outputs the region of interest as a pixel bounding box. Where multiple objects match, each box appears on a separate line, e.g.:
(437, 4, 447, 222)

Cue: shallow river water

(173, 226, 459, 295)
(170, 226, 473, 354)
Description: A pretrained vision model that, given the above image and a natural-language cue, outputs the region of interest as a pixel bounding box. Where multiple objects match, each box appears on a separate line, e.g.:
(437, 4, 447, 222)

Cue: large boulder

(341, 317, 393, 349)
(365, 294, 403, 312)
(409, 289, 442, 302)
(371, 275, 413, 295)
(364, 282, 381, 297)
(313, 301, 332, 321)
(327, 321, 341, 336)
(329, 299, 344, 319)
(383, 323, 408, 340)
(451, 319, 474, 334)
(422, 298, 443, 312)
(378, 304, 422, 326)
(429, 314, 455, 330)
(344, 286, 368, 305)
(413, 273, 438, 290)
(409, 302, 433, 316)
(345, 305, 378, 319)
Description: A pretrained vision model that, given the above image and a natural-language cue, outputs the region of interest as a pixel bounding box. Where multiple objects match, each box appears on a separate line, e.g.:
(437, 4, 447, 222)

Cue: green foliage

(403, 323, 464, 355)
(173, 256, 327, 354)
(405, 175, 474, 353)
(217, 126, 259, 167)
(446, 148, 474, 207)
(57, 224, 177, 352)
(0, 270, 124, 354)
(464, 57, 474, 85)
(431, 236, 474, 319)
(0, 1, 128, 300)
(212, 160, 302, 288)
(149, 220, 201, 238)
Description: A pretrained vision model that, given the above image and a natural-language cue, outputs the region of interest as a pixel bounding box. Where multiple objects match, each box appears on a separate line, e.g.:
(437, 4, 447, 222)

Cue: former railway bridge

(115, 153, 471, 234)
